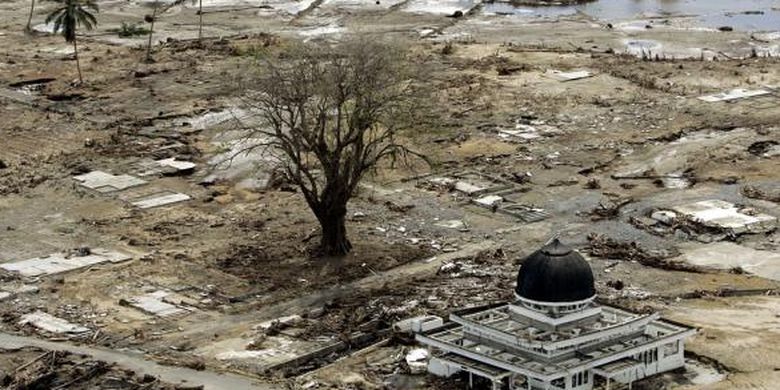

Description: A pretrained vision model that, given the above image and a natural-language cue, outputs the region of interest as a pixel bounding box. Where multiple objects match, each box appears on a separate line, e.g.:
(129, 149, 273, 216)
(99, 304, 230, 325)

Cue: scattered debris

(742, 185, 780, 203)
(586, 233, 690, 271)
(588, 197, 634, 220)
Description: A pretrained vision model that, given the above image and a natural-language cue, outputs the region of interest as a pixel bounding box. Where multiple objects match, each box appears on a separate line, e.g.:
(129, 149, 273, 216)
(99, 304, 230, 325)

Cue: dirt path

(0, 333, 273, 390)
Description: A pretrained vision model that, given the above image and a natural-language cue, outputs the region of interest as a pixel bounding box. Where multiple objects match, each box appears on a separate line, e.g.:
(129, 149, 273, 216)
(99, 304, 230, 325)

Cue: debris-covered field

(1, 0, 779, 389)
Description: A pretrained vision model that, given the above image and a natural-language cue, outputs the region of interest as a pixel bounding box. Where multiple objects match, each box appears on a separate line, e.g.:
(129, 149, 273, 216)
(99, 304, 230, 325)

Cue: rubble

(73, 171, 147, 192)
(0, 249, 132, 277)
(698, 88, 771, 102)
(18, 311, 89, 335)
(742, 185, 780, 203)
(121, 290, 192, 317)
(586, 234, 692, 271)
(137, 158, 197, 177)
(130, 192, 192, 209)
(544, 69, 594, 82)
(668, 200, 777, 235)
(404, 348, 429, 374)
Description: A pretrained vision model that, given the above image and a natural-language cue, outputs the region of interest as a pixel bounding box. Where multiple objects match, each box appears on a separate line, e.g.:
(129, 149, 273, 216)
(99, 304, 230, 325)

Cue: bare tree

(238, 40, 429, 256)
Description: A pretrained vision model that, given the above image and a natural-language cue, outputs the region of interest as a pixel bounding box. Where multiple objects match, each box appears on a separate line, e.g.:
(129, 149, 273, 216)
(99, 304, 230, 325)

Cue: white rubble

(130, 192, 192, 209)
(19, 311, 89, 334)
(474, 195, 503, 208)
(698, 88, 771, 102)
(137, 158, 196, 177)
(125, 290, 190, 317)
(435, 219, 468, 230)
(669, 200, 776, 234)
(0, 249, 132, 277)
(74, 171, 146, 192)
(544, 69, 593, 82)
(404, 0, 480, 15)
(405, 348, 430, 374)
(393, 315, 444, 333)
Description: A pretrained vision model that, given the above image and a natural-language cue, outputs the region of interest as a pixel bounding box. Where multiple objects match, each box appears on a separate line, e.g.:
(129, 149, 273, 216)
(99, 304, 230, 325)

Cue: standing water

(484, 0, 780, 31)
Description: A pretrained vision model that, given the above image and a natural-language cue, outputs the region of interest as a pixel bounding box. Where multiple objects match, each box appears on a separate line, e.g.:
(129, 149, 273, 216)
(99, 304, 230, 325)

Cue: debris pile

(586, 233, 694, 272)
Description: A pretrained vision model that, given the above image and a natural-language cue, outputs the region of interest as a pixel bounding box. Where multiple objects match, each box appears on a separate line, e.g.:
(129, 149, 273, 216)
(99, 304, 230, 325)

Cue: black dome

(515, 239, 596, 303)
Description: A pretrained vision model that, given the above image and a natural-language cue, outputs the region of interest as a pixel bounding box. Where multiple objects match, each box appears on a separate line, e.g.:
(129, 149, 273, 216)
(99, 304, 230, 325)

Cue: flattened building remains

(410, 240, 695, 390)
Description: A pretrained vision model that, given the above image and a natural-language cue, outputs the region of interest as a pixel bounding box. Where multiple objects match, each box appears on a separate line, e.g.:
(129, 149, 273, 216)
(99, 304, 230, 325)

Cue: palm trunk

(25, 0, 35, 33)
(198, 0, 203, 40)
(73, 38, 83, 84)
(145, 8, 157, 62)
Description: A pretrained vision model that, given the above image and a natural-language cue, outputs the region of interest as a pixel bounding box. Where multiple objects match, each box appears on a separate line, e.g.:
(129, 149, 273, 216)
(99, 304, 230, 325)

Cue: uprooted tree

(239, 40, 429, 256)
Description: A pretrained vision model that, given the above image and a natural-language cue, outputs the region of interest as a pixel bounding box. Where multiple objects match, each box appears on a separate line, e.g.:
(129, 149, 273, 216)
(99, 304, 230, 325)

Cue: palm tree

(144, 0, 187, 62)
(25, 0, 36, 33)
(197, 0, 202, 40)
(46, 0, 99, 84)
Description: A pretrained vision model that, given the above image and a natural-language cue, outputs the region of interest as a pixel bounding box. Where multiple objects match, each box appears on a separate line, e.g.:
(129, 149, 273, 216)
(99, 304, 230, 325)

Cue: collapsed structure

(412, 239, 695, 390)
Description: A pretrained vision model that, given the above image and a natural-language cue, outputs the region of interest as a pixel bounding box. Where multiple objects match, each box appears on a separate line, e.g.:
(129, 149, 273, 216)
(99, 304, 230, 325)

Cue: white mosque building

(412, 239, 696, 390)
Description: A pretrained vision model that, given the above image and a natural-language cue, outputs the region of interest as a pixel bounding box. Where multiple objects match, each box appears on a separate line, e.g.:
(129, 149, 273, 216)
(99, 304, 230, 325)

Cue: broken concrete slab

(544, 69, 594, 82)
(669, 200, 776, 234)
(698, 88, 771, 102)
(130, 192, 191, 209)
(137, 158, 196, 177)
(454, 181, 486, 196)
(19, 311, 89, 334)
(679, 242, 780, 282)
(473, 194, 503, 208)
(0, 284, 40, 301)
(73, 171, 146, 193)
(124, 290, 190, 317)
(0, 248, 132, 277)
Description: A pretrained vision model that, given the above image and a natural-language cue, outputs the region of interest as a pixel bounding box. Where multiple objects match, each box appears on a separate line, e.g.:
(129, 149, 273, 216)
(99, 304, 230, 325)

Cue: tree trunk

(145, 8, 157, 62)
(25, 0, 35, 33)
(318, 209, 352, 256)
(198, 0, 203, 40)
(73, 38, 83, 84)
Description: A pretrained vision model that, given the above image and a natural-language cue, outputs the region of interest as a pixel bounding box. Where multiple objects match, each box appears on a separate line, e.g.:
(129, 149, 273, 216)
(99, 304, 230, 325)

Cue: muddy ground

(1, 0, 779, 389)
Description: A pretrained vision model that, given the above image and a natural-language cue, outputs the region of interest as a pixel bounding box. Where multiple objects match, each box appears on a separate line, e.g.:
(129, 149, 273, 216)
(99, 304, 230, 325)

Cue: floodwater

(484, 0, 780, 31)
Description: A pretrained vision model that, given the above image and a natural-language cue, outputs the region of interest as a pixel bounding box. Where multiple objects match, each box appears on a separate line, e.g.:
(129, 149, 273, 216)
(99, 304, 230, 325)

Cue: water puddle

(483, 0, 780, 31)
